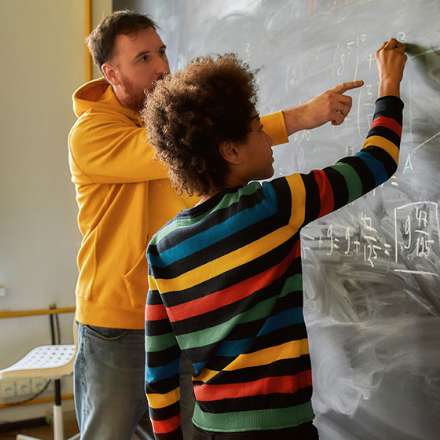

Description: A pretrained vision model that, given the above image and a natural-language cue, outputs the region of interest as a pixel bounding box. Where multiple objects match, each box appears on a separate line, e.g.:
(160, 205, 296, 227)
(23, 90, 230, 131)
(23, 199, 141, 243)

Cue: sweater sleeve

(69, 111, 169, 184)
(270, 96, 404, 232)
(145, 273, 183, 440)
(261, 111, 289, 146)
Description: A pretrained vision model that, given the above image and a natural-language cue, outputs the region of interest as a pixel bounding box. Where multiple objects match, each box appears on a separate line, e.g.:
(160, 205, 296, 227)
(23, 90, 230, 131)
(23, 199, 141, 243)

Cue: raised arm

(273, 39, 407, 232)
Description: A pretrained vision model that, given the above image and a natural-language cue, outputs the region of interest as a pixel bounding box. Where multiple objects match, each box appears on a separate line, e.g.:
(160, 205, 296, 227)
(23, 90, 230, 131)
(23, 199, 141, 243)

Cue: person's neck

(197, 193, 217, 205)
(196, 173, 249, 205)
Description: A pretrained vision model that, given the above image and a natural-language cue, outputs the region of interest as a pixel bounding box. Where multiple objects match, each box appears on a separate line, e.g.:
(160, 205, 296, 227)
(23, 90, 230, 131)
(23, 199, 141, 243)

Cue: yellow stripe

(156, 225, 293, 293)
(194, 368, 219, 383)
(224, 339, 309, 371)
(195, 340, 309, 383)
(285, 174, 306, 232)
(147, 387, 180, 409)
(363, 136, 399, 163)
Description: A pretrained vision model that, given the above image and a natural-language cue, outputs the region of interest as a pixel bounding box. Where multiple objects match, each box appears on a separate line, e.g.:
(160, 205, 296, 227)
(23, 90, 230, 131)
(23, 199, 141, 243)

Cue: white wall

(0, 0, 111, 424)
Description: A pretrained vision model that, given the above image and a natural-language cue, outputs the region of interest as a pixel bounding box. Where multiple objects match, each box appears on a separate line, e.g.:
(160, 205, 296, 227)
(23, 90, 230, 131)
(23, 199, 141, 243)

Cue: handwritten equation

(303, 201, 440, 276)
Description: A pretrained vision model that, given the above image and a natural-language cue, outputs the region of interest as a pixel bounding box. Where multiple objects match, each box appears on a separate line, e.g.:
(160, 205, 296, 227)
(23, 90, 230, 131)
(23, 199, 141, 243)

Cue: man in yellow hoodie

(68, 10, 362, 440)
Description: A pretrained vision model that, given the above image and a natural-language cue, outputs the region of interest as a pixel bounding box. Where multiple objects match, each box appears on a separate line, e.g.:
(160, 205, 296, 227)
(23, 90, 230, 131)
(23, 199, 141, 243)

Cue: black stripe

(374, 96, 404, 122)
(153, 178, 291, 253)
(147, 289, 162, 305)
(147, 345, 180, 367)
(197, 387, 313, 413)
(366, 125, 401, 147)
(147, 317, 173, 336)
(249, 324, 308, 353)
(157, 189, 266, 251)
(339, 155, 376, 194)
(152, 212, 288, 279)
(193, 356, 312, 385)
(158, 235, 300, 306)
(363, 146, 399, 176)
(146, 376, 179, 394)
(323, 166, 348, 209)
(171, 269, 292, 336)
(269, 177, 293, 225)
(205, 324, 308, 371)
(301, 172, 321, 225)
(194, 421, 318, 438)
(155, 430, 183, 440)
(149, 401, 180, 421)
(207, 284, 303, 341)
(183, 292, 305, 363)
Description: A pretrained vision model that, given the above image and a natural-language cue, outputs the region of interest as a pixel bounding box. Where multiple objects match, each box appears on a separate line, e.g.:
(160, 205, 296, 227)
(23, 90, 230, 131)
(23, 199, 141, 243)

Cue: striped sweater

(145, 96, 403, 439)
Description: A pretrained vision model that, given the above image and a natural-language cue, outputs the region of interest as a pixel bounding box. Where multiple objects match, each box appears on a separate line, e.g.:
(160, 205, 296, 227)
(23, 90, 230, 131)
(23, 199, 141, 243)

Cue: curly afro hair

(142, 53, 258, 196)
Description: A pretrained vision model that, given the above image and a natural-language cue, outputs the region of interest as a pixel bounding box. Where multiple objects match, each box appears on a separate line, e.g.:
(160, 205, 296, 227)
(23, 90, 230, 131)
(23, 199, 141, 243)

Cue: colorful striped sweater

(145, 96, 403, 439)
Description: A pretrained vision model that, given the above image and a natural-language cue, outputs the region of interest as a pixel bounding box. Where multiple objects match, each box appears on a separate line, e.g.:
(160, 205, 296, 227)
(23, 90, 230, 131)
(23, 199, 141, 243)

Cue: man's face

(107, 27, 170, 110)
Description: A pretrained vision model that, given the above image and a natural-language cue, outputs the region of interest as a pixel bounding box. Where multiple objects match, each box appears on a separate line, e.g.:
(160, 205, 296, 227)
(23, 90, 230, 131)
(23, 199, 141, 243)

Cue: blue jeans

(74, 323, 195, 439)
(74, 324, 153, 439)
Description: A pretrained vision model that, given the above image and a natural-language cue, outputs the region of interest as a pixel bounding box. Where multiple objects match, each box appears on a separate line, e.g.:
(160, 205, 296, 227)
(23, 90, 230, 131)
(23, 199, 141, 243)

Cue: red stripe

(168, 241, 301, 322)
(145, 303, 168, 321)
(151, 414, 180, 434)
(371, 115, 402, 136)
(312, 169, 334, 217)
(194, 370, 312, 401)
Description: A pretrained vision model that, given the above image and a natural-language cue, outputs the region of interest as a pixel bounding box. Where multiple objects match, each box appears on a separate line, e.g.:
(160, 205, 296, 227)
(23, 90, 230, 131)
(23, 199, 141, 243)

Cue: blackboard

(115, 1, 440, 438)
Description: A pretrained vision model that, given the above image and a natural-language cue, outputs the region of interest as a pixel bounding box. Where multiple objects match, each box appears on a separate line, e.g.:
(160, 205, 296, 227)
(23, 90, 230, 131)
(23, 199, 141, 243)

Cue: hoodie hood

(72, 78, 141, 124)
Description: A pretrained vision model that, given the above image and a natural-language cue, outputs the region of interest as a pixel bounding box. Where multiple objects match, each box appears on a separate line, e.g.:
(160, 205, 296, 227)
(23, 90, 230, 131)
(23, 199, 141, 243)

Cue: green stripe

(332, 162, 362, 202)
(146, 332, 177, 352)
(193, 402, 314, 432)
(240, 274, 302, 324)
(153, 183, 261, 243)
(177, 274, 303, 350)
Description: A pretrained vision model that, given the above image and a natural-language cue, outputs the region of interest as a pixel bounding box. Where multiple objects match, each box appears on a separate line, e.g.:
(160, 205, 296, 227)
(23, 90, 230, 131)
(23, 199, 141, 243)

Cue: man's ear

(218, 141, 242, 165)
(101, 62, 119, 86)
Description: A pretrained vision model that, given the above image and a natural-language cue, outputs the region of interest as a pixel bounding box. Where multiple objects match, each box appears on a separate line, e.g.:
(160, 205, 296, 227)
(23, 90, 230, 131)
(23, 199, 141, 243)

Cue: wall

(0, 0, 111, 423)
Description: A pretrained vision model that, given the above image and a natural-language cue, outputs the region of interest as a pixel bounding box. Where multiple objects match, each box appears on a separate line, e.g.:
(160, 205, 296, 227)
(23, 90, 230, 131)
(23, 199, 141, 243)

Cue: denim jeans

(74, 324, 153, 439)
(74, 323, 195, 439)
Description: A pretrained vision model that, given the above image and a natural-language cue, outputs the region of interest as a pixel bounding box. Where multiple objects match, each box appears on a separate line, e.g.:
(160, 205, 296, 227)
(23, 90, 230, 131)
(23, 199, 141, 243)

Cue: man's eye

(141, 55, 150, 62)
(160, 48, 167, 57)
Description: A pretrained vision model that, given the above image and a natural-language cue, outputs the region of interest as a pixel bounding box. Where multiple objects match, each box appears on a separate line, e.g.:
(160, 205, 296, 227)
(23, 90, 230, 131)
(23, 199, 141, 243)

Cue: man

(142, 39, 406, 439)
(69, 10, 364, 440)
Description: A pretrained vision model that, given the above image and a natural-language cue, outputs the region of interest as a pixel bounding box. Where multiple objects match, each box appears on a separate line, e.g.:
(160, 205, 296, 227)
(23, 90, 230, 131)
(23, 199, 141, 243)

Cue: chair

(0, 319, 152, 440)
(0, 344, 79, 440)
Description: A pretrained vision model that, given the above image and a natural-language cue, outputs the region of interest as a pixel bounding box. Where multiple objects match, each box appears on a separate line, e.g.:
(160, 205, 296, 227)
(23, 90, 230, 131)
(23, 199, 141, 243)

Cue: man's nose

(155, 55, 169, 76)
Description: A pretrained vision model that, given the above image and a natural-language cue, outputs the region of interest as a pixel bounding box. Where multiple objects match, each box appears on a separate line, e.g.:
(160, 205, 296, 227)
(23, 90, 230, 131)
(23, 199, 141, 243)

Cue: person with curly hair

(69, 10, 365, 439)
(143, 39, 406, 439)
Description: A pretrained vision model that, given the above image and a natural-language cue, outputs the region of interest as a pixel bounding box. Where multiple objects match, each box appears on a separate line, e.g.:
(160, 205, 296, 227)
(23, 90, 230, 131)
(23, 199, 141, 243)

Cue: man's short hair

(143, 54, 258, 196)
(87, 10, 157, 70)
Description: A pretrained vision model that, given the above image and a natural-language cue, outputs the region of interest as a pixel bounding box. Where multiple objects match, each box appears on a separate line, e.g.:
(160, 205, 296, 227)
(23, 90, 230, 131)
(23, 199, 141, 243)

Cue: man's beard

(120, 75, 147, 111)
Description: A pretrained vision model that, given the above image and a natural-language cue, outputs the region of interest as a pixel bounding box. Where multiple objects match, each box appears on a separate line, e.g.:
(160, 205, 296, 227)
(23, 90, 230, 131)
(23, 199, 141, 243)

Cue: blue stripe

(149, 184, 278, 267)
(216, 337, 253, 357)
(146, 358, 179, 383)
(216, 308, 304, 357)
(356, 151, 388, 185)
(258, 307, 304, 336)
(193, 361, 205, 376)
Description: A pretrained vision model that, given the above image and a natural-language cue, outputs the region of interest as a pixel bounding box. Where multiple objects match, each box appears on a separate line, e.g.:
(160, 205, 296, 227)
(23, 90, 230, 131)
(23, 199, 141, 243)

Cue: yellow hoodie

(68, 78, 288, 329)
